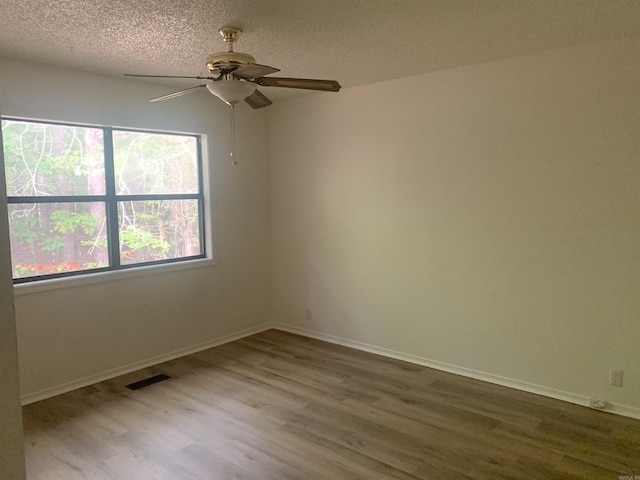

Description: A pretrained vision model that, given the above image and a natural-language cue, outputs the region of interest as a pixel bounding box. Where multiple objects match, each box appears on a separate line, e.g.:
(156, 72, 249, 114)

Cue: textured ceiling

(1, 0, 640, 99)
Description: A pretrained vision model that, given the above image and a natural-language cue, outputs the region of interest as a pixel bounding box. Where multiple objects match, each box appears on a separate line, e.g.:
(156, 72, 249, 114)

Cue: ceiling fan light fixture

(206, 80, 256, 105)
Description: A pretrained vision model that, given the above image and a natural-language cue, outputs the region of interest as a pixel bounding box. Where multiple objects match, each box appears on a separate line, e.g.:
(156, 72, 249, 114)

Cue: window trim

(2, 117, 208, 284)
(13, 256, 215, 296)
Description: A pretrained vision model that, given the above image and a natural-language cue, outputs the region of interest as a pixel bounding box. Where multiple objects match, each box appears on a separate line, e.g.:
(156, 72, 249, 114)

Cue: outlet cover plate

(610, 369, 623, 387)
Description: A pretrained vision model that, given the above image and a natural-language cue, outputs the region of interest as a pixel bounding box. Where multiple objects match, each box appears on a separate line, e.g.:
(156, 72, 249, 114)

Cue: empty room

(1, 1, 639, 479)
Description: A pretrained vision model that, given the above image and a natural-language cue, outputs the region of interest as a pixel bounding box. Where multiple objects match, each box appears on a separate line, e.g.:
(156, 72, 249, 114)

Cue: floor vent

(125, 374, 171, 391)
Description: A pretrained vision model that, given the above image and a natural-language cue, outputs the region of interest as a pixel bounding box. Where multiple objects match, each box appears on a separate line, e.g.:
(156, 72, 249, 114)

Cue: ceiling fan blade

(244, 89, 273, 109)
(255, 77, 341, 92)
(149, 85, 207, 103)
(124, 74, 217, 80)
(233, 64, 280, 79)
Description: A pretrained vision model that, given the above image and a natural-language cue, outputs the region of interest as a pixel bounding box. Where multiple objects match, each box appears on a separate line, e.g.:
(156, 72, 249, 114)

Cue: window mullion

(103, 128, 121, 269)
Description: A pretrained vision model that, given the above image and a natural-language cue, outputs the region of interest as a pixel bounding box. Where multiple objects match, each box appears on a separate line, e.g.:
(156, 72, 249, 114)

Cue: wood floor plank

(22, 329, 640, 479)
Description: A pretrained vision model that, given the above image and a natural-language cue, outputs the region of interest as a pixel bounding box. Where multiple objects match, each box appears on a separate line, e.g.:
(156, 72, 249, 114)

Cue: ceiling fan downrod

(218, 26, 242, 52)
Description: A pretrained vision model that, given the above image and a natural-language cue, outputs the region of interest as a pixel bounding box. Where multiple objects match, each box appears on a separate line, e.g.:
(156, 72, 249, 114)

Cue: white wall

(0, 100, 26, 478)
(0, 58, 272, 400)
(268, 36, 640, 415)
(2, 34, 640, 420)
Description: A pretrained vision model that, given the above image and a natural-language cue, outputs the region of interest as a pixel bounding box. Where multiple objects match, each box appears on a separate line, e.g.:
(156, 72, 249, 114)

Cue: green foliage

(120, 226, 169, 252)
(51, 210, 98, 234)
(39, 235, 66, 252)
(9, 212, 39, 244)
(83, 262, 108, 269)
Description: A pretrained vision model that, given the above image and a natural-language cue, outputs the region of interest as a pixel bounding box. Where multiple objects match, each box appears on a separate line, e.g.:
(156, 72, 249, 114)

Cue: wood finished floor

(22, 329, 640, 479)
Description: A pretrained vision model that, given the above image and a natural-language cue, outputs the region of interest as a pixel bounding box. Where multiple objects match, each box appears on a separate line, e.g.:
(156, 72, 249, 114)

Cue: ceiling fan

(124, 26, 342, 109)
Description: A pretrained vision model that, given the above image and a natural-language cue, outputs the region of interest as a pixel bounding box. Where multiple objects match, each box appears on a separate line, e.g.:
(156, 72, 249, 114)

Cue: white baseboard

(272, 322, 640, 421)
(23, 321, 640, 421)
(20, 323, 273, 405)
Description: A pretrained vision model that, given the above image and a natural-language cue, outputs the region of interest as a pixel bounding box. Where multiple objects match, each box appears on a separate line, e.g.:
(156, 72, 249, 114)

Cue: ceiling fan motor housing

(206, 52, 256, 73)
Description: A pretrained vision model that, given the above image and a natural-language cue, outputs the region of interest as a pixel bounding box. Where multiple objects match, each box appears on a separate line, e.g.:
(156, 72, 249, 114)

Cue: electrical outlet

(305, 308, 312, 320)
(589, 398, 606, 410)
(610, 369, 623, 387)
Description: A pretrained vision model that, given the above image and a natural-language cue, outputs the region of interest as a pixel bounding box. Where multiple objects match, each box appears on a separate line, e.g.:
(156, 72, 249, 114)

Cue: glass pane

(1, 120, 105, 196)
(118, 199, 202, 265)
(113, 131, 199, 195)
(8, 202, 109, 279)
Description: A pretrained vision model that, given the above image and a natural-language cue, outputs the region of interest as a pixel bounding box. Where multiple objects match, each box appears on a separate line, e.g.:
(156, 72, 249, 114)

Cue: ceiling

(1, 0, 640, 100)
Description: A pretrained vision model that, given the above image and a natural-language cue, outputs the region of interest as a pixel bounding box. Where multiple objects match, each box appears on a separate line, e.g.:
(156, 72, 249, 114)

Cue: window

(1, 118, 206, 283)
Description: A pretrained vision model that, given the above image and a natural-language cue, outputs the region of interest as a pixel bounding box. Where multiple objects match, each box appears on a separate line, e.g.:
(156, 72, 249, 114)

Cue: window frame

(2, 117, 207, 284)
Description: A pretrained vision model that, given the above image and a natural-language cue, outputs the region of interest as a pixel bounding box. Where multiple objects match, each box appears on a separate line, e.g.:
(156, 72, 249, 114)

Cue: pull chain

(229, 103, 238, 165)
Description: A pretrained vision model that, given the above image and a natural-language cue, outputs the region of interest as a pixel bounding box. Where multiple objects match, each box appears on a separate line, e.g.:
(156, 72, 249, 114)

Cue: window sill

(13, 257, 216, 296)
